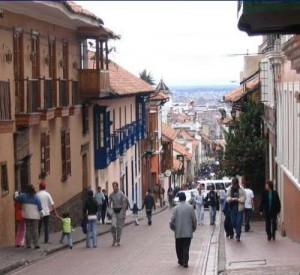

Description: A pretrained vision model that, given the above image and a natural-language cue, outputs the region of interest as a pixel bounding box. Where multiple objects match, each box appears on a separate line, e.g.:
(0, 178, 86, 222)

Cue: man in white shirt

(244, 182, 254, 232)
(37, 181, 57, 243)
(194, 187, 204, 225)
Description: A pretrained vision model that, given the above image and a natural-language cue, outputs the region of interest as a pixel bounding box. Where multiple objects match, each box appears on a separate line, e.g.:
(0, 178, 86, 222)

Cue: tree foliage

(219, 100, 266, 191)
(139, 69, 155, 85)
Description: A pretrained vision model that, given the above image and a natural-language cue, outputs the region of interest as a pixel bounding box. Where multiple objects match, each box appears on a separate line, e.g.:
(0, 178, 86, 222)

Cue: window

(61, 129, 71, 181)
(48, 37, 56, 79)
(41, 132, 50, 175)
(62, 40, 69, 80)
(1, 162, 8, 195)
(98, 113, 104, 148)
(31, 32, 40, 79)
(0, 81, 11, 119)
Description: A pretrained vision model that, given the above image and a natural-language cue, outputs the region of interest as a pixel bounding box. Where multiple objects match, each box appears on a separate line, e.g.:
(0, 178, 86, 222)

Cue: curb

(1, 206, 168, 275)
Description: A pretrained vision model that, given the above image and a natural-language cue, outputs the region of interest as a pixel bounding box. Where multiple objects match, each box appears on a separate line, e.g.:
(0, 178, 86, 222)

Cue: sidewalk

(218, 219, 300, 274)
(0, 204, 167, 275)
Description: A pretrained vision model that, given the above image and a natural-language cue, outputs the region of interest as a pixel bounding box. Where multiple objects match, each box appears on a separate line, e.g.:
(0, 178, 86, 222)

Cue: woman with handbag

(83, 189, 98, 248)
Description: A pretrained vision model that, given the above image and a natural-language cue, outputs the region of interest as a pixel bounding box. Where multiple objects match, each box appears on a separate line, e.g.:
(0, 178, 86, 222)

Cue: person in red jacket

(14, 191, 25, 247)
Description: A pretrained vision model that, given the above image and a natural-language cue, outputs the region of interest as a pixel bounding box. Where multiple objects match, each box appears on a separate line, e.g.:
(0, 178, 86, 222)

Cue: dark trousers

(175, 238, 191, 266)
(224, 213, 234, 237)
(244, 208, 252, 232)
(265, 211, 277, 239)
(146, 210, 152, 223)
(38, 215, 50, 243)
(230, 206, 243, 239)
(101, 206, 107, 224)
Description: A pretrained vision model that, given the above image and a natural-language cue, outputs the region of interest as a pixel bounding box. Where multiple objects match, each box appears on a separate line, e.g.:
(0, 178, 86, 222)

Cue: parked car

(173, 189, 198, 208)
(197, 179, 231, 208)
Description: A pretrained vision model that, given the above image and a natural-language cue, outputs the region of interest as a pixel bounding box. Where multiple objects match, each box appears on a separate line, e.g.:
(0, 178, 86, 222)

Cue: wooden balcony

(78, 69, 110, 98)
(15, 112, 41, 127)
(0, 120, 14, 134)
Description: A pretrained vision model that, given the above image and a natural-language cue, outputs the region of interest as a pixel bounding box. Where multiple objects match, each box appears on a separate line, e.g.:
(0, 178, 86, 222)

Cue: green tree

(219, 100, 266, 192)
(139, 69, 155, 85)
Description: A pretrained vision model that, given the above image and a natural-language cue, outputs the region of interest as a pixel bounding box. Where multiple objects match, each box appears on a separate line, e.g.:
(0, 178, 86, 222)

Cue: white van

(196, 179, 232, 207)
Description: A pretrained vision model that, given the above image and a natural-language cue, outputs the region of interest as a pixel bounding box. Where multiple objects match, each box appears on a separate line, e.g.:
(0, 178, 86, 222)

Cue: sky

(75, 1, 262, 87)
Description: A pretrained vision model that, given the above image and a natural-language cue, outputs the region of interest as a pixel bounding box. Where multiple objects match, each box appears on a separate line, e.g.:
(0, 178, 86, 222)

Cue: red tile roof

(64, 2, 104, 25)
(150, 91, 169, 101)
(177, 129, 194, 141)
(162, 123, 177, 141)
(173, 142, 192, 160)
(108, 61, 156, 95)
(225, 74, 259, 102)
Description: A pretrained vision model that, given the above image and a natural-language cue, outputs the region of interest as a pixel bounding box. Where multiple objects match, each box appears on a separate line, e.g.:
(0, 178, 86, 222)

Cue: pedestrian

(259, 180, 281, 241)
(226, 177, 246, 242)
(167, 186, 174, 208)
(244, 182, 254, 232)
(205, 185, 219, 225)
(218, 186, 226, 210)
(169, 192, 197, 268)
(142, 189, 156, 225)
(14, 184, 43, 249)
(161, 186, 165, 207)
(59, 212, 73, 249)
(95, 186, 105, 224)
(130, 202, 142, 226)
(109, 181, 127, 246)
(37, 181, 57, 243)
(14, 191, 25, 247)
(83, 189, 98, 248)
(101, 189, 109, 224)
(222, 201, 234, 239)
(194, 187, 204, 225)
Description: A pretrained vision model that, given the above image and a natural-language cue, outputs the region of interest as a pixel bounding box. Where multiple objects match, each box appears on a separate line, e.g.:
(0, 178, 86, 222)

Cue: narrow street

(9, 209, 216, 275)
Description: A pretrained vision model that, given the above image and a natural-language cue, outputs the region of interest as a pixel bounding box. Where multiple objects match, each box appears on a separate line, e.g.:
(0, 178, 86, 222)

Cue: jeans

(196, 204, 204, 224)
(97, 205, 102, 222)
(224, 213, 234, 237)
(244, 208, 252, 232)
(230, 205, 243, 239)
(60, 232, 73, 248)
(209, 205, 216, 225)
(38, 215, 50, 243)
(86, 218, 97, 248)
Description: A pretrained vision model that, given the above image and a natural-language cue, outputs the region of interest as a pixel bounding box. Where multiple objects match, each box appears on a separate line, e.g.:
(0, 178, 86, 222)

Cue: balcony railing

(110, 132, 120, 162)
(0, 80, 11, 120)
(78, 69, 110, 98)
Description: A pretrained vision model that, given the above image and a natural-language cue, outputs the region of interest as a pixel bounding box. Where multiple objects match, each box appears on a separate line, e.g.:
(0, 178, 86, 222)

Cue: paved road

(9, 208, 217, 275)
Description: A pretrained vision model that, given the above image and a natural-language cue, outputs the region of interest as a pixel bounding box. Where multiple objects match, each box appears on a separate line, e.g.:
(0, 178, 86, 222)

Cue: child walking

(130, 203, 142, 226)
(59, 212, 73, 249)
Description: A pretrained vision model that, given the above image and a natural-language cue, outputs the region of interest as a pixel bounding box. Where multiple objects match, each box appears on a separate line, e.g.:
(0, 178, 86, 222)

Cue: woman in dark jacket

(259, 181, 281, 241)
(83, 189, 98, 248)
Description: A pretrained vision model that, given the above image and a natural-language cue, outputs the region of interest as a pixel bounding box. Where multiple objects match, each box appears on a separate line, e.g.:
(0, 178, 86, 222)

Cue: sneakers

(112, 240, 116, 247)
(117, 242, 120, 246)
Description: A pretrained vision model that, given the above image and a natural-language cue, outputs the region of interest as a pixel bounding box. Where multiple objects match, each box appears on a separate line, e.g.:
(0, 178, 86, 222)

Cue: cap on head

(178, 192, 186, 201)
(87, 189, 94, 197)
(39, 182, 46, 190)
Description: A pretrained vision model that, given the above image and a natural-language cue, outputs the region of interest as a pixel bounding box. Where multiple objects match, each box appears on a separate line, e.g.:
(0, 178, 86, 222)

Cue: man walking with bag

(109, 182, 127, 246)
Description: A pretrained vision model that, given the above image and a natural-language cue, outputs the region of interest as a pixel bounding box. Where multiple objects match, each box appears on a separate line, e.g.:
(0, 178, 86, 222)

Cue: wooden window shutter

(1, 162, 8, 194)
(66, 130, 71, 175)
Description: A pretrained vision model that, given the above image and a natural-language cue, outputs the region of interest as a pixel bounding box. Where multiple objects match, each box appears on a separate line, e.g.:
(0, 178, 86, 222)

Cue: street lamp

(230, 108, 236, 120)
